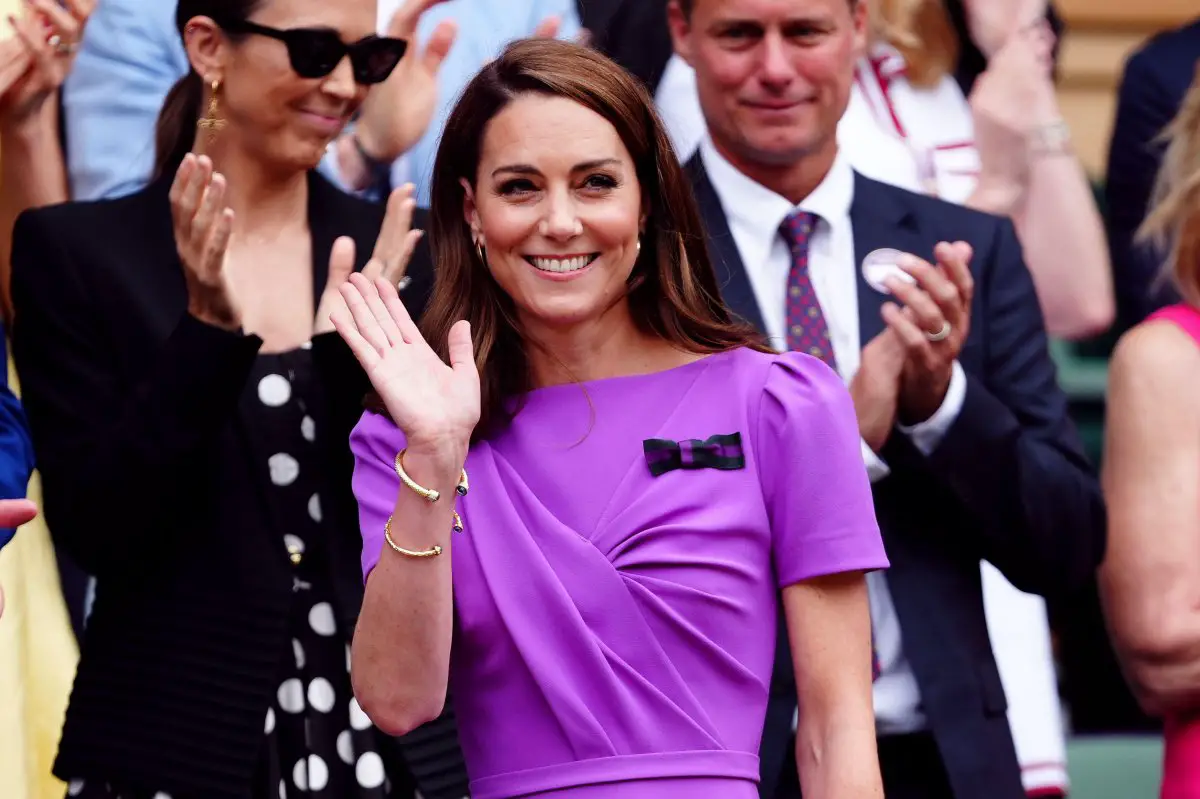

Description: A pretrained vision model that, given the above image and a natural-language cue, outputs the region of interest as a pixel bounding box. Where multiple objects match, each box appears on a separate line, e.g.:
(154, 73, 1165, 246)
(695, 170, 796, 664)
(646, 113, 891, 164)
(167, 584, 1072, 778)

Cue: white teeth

(531, 255, 591, 273)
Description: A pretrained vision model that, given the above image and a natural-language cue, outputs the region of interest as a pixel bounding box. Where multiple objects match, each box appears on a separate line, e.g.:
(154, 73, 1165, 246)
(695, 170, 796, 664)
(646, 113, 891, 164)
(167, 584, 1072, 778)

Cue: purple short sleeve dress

(350, 347, 889, 798)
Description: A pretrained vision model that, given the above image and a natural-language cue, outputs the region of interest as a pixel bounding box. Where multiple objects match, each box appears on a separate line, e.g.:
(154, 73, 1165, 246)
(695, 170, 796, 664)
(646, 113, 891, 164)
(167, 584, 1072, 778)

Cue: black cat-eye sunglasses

(217, 19, 407, 85)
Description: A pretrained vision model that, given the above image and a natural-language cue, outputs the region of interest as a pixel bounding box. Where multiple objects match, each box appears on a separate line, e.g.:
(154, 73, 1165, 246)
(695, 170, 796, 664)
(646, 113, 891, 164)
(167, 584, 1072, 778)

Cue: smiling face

(671, 0, 865, 169)
(464, 93, 645, 333)
(193, 0, 379, 171)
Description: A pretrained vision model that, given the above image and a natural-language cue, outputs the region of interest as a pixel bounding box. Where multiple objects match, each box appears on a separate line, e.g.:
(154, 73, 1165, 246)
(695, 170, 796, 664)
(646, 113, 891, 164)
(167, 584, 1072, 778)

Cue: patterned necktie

(779, 210, 882, 682)
(780, 211, 836, 366)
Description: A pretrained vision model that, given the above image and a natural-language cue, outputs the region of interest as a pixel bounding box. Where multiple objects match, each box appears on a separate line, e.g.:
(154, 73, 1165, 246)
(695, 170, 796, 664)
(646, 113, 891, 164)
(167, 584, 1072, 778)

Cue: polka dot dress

(65, 350, 413, 799)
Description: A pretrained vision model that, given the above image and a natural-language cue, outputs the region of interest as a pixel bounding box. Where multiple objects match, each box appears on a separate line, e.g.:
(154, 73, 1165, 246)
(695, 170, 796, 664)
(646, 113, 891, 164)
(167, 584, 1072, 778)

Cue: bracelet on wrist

(1027, 119, 1073, 158)
(384, 515, 442, 559)
(350, 130, 393, 186)
(394, 448, 468, 504)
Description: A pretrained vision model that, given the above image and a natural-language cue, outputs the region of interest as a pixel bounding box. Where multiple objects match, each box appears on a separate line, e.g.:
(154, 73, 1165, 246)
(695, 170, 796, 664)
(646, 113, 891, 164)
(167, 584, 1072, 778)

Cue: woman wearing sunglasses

(8, 1, 449, 798)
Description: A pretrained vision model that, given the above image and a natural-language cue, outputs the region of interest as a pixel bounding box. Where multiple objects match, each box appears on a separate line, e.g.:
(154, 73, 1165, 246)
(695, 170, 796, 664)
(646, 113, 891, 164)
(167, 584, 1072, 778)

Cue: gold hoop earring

(475, 240, 486, 264)
(197, 79, 226, 142)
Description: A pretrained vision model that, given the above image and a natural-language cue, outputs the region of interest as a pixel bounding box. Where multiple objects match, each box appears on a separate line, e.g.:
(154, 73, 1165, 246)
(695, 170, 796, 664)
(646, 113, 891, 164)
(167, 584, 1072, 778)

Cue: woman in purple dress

(334, 38, 889, 799)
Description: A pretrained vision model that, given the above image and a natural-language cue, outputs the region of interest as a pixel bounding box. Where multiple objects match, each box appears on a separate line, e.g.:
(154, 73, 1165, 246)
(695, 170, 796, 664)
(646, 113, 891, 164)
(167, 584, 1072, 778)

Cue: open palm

(331, 273, 479, 446)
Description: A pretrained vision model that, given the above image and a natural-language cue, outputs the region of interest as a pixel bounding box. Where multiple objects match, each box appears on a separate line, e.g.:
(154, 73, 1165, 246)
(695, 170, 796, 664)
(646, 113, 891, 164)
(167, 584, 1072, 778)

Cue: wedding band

(47, 34, 75, 54)
(925, 321, 951, 342)
(396, 276, 412, 291)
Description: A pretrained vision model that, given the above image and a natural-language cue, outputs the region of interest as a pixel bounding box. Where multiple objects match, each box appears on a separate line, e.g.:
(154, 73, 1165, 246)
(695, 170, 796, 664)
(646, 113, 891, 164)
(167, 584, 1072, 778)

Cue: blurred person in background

(844, 0, 1113, 340)
(1105, 15, 1200, 330)
(1100, 64, 1200, 799)
(666, 0, 1107, 796)
(9, 0, 469, 796)
(63, 0, 579, 204)
(837, 1, 1112, 795)
(0, 3, 90, 799)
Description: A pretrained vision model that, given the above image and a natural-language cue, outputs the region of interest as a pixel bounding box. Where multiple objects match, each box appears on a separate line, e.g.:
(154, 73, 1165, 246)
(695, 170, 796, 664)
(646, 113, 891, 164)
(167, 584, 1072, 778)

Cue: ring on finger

(396, 276, 412, 292)
(925, 321, 951, 343)
(47, 34, 76, 54)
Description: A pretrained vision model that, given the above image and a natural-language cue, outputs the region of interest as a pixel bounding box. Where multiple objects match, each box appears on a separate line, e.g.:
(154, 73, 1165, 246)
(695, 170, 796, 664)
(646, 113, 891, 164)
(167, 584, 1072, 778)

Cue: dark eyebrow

(491, 158, 622, 178)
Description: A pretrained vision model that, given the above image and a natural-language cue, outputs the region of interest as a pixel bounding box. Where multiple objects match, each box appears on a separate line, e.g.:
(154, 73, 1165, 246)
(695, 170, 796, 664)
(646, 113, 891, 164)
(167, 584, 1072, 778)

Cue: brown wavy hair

(1138, 62, 1200, 308)
(406, 38, 766, 440)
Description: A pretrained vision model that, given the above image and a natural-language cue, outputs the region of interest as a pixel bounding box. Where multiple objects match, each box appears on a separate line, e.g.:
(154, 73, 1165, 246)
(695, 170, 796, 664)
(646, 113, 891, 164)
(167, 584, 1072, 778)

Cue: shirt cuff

(897, 360, 967, 455)
(861, 438, 891, 483)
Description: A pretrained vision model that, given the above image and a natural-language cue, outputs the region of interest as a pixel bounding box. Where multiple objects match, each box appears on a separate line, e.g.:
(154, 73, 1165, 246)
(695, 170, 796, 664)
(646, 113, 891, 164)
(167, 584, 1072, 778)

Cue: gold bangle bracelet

(394, 449, 469, 503)
(384, 516, 442, 559)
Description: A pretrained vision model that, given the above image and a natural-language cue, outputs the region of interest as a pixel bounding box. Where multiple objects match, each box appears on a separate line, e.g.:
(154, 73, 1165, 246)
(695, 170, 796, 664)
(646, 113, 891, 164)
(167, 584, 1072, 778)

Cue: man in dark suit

(1105, 16, 1200, 330)
(665, 1, 1105, 797)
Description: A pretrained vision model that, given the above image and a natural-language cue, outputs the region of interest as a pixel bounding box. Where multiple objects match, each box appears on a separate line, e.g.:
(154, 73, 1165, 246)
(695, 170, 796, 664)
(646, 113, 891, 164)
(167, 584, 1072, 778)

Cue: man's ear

(666, 1, 695, 67)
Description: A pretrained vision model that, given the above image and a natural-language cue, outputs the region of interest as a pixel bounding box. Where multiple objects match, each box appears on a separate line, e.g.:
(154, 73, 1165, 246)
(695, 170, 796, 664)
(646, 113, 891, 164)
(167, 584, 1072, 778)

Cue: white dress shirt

(699, 138, 967, 733)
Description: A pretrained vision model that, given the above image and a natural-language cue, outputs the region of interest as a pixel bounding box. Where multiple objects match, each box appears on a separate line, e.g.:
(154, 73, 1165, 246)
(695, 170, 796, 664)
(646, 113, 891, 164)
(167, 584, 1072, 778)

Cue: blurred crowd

(0, 0, 1196, 798)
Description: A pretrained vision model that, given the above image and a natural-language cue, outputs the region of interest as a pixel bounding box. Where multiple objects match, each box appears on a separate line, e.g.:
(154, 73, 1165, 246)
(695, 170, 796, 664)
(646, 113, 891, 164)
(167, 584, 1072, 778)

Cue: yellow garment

(0, 5, 78, 796)
(0, 358, 77, 799)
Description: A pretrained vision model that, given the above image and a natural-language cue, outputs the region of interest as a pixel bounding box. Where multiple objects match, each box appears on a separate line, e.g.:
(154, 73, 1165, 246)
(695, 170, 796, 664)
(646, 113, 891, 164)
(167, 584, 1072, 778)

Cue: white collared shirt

(700, 136, 967, 733)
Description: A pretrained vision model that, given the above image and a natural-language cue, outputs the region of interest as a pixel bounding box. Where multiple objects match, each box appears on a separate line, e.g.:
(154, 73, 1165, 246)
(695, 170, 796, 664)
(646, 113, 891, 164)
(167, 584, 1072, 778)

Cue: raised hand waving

(330, 274, 479, 448)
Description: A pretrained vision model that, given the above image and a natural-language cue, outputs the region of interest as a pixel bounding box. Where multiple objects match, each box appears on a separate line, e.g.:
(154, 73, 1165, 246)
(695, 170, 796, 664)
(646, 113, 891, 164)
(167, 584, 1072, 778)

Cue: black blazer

(1104, 17, 1200, 329)
(8, 172, 467, 798)
(687, 157, 1105, 799)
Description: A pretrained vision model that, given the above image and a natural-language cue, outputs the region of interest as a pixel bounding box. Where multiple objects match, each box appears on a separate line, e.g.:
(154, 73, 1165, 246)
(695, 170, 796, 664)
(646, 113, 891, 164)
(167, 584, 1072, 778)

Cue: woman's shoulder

(720, 347, 846, 399)
(13, 180, 173, 293)
(18, 178, 168, 237)
(1111, 309, 1200, 398)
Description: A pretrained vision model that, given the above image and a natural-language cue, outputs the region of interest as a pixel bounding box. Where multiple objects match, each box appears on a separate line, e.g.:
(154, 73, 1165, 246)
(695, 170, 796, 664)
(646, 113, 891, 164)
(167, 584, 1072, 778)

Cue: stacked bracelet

(384, 449, 469, 560)
(394, 449, 468, 504)
(384, 515, 442, 559)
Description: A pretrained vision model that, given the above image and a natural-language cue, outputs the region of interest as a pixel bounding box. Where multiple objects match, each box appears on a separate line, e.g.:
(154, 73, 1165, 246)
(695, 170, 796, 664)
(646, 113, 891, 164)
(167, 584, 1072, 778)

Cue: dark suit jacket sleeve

(918, 218, 1105, 596)
(1105, 46, 1181, 327)
(0, 326, 35, 550)
(10, 207, 263, 575)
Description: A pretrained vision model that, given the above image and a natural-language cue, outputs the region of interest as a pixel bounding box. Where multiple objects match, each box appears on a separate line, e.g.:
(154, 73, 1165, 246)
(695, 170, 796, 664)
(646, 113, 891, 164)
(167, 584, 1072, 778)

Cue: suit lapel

(686, 155, 769, 334)
(849, 171, 926, 347)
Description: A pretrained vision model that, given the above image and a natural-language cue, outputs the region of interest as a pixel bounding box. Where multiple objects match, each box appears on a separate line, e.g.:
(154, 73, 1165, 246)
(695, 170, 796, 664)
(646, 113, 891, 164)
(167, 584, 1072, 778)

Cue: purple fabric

(350, 347, 888, 797)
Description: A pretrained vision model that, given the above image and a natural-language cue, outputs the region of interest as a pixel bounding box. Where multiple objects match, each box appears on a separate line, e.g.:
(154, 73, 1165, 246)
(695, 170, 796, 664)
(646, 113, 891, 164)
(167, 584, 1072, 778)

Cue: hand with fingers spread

(352, 0, 457, 172)
(330, 274, 479, 452)
(170, 154, 241, 332)
(314, 184, 424, 336)
(882, 242, 975, 425)
(0, 0, 94, 128)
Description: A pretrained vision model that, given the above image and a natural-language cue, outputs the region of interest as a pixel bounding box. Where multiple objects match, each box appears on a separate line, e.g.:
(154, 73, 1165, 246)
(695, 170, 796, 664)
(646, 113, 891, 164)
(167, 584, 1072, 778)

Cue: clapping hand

(0, 0, 93, 128)
(354, 0, 456, 166)
(314, 184, 423, 336)
(882, 242, 975, 425)
(850, 327, 908, 453)
(330, 274, 479, 451)
(968, 25, 1060, 212)
(170, 154, 241, 331)
(960, 0, 1047, 59)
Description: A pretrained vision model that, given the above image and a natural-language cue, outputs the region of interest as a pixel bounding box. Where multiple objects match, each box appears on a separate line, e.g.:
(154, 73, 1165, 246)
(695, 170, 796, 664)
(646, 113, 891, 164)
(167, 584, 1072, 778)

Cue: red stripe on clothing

(869, 58, 907, 139)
